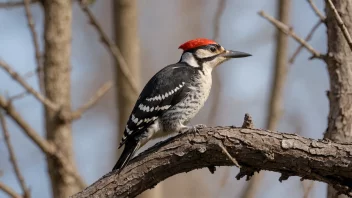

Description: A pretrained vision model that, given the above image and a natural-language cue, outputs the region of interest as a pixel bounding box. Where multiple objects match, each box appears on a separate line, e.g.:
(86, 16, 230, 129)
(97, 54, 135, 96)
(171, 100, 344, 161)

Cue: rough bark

(43, 1, 81, 197)
(242, 1, 291, 197)
(325, 0, 352, 197)
(72, 126, 352, 198)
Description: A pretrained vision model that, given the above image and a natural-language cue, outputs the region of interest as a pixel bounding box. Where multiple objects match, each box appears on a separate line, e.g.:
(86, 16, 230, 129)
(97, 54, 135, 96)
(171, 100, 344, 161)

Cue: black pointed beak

(221, 50, 252, 58)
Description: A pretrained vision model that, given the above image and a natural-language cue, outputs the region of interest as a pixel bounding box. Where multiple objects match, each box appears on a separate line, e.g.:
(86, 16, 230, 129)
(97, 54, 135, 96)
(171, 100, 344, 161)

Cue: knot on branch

(242, 113, 254, 128)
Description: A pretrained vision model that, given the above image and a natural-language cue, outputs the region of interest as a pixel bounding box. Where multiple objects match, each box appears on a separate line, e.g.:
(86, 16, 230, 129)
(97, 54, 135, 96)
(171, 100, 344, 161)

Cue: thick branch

(326, 0, 352, 52)
(72, 127, 352, 198)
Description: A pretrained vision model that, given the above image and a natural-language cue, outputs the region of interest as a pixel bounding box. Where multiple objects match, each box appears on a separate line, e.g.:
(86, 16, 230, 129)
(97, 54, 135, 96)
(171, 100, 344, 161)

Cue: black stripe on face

(180, 44, 223, 73)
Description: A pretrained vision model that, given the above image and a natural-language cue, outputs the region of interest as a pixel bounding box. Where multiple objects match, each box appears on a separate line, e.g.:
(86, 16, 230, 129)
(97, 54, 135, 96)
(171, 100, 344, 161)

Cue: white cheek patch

(180, 52, 199, 67)
(195, 49, 215, 58)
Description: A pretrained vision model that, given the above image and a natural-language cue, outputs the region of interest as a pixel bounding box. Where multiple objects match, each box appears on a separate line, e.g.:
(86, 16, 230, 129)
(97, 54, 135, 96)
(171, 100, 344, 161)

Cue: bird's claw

(179, 124, 207, 134)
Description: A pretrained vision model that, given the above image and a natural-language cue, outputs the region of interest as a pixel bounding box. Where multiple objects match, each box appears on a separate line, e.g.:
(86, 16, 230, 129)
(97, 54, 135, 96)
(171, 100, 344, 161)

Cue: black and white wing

(119, 63, 195, 147)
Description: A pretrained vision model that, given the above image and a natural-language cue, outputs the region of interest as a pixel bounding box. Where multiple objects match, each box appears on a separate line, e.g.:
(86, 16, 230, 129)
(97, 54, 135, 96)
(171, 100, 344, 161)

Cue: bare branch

(0, 60, 58, 111)
(9, 91, 30, 102)
(258, 11, 324, 60)
(0, 182, 21, 198)
(0, 95, 55, 154)
(0, 96, 85, 188)
(0, 111, 30, 198)
(0, 0, 39, 8)
(307, 0, 325, 21)
(207, 0, 226, 125)
(326, 0, 352, 52)
(72, 127, 352, 198)
(212, 0, 226, 41)
(289, 20, 323, 64)
(60, 81, 113, 121)
(78, 1, 139, 95)
(23, 0, 44, 92)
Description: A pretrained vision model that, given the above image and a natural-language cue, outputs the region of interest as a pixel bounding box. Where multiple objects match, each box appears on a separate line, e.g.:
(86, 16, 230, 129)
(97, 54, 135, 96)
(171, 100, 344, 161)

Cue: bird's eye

(209, 46, 217, 52)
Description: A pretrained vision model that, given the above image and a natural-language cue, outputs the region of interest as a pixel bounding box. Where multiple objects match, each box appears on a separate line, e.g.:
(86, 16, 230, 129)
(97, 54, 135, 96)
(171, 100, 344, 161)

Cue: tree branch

(0, 59, 58, 111)
(0, 96, 85, 188)
(0, 95, 55, 154)
(78, 0, 139, 95)
(0, 182, 21, 198)
(0, 0, 39, 8)
(60, 81, 113, 121)
(0, 111, 30, 198)
(23, 0, 44, 93)
(307, 0, 325, 21)
(72, 126, 352, 198)
(289, 20, 323, 64)
(258, 11, 325, 60)
(326, 0, 352, 52)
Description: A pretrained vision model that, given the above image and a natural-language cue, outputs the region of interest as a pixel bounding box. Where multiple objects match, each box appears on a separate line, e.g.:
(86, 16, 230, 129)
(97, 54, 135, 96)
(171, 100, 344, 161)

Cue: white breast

(172, 66, 213, 123)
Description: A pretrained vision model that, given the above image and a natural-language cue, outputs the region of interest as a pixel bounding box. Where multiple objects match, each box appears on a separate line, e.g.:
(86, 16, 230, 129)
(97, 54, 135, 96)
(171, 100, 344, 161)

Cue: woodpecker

(113, 38, 251, 172)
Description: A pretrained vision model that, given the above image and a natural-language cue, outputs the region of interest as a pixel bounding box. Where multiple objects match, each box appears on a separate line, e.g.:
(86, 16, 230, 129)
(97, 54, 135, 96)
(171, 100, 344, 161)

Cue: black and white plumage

(113, 38, 251, 172)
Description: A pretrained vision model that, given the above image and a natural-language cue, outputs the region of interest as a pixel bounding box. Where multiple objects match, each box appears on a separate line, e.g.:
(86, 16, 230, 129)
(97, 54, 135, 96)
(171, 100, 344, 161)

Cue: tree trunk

(112, 0, 140, 149)
(43, 1, 81, 197)
(113, 1, 162, 198)
(325, 0, 352, 198)
(241, 0, 291, 197)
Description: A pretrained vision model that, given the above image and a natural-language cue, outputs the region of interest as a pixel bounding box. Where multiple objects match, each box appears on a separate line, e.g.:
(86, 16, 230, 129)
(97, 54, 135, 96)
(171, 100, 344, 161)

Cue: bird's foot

(179, 124, 207, 134)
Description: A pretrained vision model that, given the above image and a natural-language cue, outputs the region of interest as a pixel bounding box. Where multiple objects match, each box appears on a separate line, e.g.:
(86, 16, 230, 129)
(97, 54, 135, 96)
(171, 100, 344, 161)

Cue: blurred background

(0, 0, 329, 197)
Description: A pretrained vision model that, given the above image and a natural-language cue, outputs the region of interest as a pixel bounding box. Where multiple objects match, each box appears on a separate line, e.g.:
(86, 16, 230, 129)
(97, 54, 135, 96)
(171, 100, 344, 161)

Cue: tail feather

(113, 140, 139, 172)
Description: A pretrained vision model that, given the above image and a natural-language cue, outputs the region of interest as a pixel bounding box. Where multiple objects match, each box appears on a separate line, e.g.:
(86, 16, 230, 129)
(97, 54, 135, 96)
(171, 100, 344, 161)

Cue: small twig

(23, 0, 44, 93)
(326, 0, 352, 52)
(218, 142, 240, 168)
(0, 181, 21, 198)
(289, 20, 323, 64)
(78, 1, 139, 95)
(0, 0, 39, 8)
(0, 111, 30, 198)
(0, 59, 58, 111)
(22, 67, 42, 79)
(302, 181, 314, 198)
(259, 11, 324, 60)
(61, 81, 113, 121)
(307, 0, 325, 21)
(9, 91, 30, 102)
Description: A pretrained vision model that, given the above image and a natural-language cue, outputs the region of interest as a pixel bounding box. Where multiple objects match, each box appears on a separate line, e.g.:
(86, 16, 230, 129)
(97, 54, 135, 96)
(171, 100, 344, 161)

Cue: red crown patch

(178, 38, 217, 51)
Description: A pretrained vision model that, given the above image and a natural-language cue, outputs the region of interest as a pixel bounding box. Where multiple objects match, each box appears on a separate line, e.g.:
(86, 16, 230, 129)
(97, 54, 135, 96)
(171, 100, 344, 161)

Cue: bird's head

(178, 38, 251, 69)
